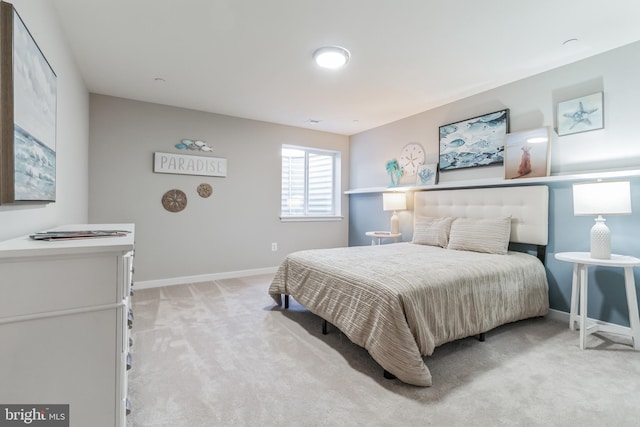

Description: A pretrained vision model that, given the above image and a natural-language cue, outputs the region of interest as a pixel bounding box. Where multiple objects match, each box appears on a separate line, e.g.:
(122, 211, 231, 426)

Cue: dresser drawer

(0, 308, 118, 426)
(0, 253, 119, 319)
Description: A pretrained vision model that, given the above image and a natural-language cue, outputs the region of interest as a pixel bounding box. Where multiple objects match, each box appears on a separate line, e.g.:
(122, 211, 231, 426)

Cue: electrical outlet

(271, 242, 278, 251)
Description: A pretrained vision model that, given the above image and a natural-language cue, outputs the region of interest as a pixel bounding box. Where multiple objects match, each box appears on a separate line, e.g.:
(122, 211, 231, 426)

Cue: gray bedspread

(268, 243, 549, 386)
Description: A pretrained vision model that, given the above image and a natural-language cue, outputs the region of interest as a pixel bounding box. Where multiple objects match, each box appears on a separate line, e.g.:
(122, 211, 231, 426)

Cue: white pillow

(412, 216, 454, 247)
(447, 216, 512, 255)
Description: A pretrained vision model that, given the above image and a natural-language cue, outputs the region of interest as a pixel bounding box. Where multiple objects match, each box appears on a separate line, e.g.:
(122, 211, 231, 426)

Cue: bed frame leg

(478, 332, 486, 342)
(322, 319, 328, 335)
(536, 245, 547, 264)
(284, 295, 289, 309)
(383, 369, 396, 380)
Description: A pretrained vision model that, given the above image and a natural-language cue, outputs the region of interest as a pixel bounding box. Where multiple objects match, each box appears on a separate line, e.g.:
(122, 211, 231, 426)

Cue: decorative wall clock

(197, 183, 213, 198)
(398, 143, 425, 176)
(161, 189, 187, 212)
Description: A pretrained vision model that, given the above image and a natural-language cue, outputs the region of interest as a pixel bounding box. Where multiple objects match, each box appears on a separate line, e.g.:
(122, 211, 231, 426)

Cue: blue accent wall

(349, 177, 640, 327)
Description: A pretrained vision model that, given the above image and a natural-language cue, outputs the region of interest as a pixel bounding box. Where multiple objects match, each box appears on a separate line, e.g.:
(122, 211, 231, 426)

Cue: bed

(268, 185, 549, 386)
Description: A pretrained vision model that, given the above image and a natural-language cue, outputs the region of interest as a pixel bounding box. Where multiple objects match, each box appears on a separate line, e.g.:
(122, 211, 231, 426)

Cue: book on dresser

(29, 229, 131, 241)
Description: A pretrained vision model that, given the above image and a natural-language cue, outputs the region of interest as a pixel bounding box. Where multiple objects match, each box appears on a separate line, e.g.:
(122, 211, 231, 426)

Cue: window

(281, 145, 341, 221)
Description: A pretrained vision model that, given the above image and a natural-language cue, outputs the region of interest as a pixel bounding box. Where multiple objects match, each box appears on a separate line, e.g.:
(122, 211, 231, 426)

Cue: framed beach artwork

(504, 127, 551, 180)
(439, 109, 509, 171)
(416, 163, 438, 185)
(0, 2, 57, 204)
(557, 92, 603, 136)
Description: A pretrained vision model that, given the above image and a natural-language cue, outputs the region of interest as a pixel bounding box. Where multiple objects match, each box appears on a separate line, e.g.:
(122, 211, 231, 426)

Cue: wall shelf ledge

(345, 169, 640, 194)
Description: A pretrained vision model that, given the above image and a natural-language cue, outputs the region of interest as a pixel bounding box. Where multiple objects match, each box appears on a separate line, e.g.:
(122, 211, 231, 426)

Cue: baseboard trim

(546, 308, 631, 336)
(546, 308, 570, 323)
(134, 266, 279, 290)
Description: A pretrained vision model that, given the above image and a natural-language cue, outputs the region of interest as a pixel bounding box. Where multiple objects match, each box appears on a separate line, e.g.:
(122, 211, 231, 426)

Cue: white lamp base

(590, 215, 611, 259)
(390, 211, 399, 234)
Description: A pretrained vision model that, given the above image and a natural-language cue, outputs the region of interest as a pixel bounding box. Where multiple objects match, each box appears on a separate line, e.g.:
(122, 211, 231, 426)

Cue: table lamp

(383, 192, 406, 234)
(572, 180, 632, 259)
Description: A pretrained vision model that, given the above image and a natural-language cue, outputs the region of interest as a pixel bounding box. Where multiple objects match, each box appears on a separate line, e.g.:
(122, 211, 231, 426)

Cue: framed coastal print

(416, 163, 438, 185)
(504, 127, 551, 180)
(0, 2, 57, 204)
(439, 109, 509, 171)
(557, 92, 603, 136)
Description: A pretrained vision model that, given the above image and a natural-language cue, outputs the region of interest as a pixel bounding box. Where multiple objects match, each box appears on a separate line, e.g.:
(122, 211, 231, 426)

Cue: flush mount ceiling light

(313, 46, 350, 69)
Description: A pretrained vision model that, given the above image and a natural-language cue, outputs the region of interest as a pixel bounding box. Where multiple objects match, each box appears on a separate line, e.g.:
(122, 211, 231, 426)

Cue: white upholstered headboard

(413, 185, 549, 245)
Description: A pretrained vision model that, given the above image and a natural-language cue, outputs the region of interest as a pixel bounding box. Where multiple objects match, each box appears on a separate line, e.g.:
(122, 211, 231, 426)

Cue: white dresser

(0, 224, 135, 427)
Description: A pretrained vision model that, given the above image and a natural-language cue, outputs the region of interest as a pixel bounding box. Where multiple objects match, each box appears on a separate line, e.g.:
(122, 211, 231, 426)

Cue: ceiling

(50, 0, 640, 136)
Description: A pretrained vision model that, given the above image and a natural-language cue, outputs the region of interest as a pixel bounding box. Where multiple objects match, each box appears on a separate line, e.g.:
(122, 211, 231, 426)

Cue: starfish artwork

(563, 101, 599, 130)
(557, 92, 604, 136)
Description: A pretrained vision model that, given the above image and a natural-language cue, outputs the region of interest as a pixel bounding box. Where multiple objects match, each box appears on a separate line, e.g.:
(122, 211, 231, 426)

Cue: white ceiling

(50, 0, 640, 136)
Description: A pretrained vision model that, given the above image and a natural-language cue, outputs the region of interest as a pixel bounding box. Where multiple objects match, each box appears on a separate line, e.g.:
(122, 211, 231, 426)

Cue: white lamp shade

(573, 180, 632, 259)
(573, 181, 632, 216)
(383, 192, 406, 211)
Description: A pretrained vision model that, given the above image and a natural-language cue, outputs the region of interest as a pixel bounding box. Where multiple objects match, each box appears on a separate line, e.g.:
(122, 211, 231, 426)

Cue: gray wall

(0, 0, 89, 241)
(88, 95, 349, 283)
(349, 41, 640, 326)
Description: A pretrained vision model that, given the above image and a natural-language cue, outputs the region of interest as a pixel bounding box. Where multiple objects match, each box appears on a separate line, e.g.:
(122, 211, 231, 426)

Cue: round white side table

(365, 231, 401, 246)
(555, 251, 640, 350)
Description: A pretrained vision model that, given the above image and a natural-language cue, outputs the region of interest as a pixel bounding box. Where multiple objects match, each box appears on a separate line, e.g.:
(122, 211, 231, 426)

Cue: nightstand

(365, 231, 401, 246)
(555, 251, 640, 350)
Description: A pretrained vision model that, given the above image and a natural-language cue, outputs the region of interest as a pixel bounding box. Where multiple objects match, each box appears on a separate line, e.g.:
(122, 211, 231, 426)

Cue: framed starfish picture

(557, 92, 604, 136)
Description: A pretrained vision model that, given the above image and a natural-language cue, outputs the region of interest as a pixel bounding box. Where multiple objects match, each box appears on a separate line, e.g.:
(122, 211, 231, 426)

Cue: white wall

(88, 95, 349, 283)
(0, 0, 89, 241)
(350, 41, 640, 189)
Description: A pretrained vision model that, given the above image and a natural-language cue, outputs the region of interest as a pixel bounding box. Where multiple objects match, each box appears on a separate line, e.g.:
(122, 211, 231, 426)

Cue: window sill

(280, 216, 344, 222)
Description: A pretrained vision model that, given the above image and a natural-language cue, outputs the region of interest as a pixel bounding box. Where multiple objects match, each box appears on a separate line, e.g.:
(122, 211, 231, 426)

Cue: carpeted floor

(126, 274, 640, 427)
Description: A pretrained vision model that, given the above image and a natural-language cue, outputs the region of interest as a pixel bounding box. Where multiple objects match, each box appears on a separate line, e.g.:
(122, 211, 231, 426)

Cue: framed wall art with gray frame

(557, 92, 603, 136)
(0, 1, 57, 204)
(439, 109, 509, 171)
